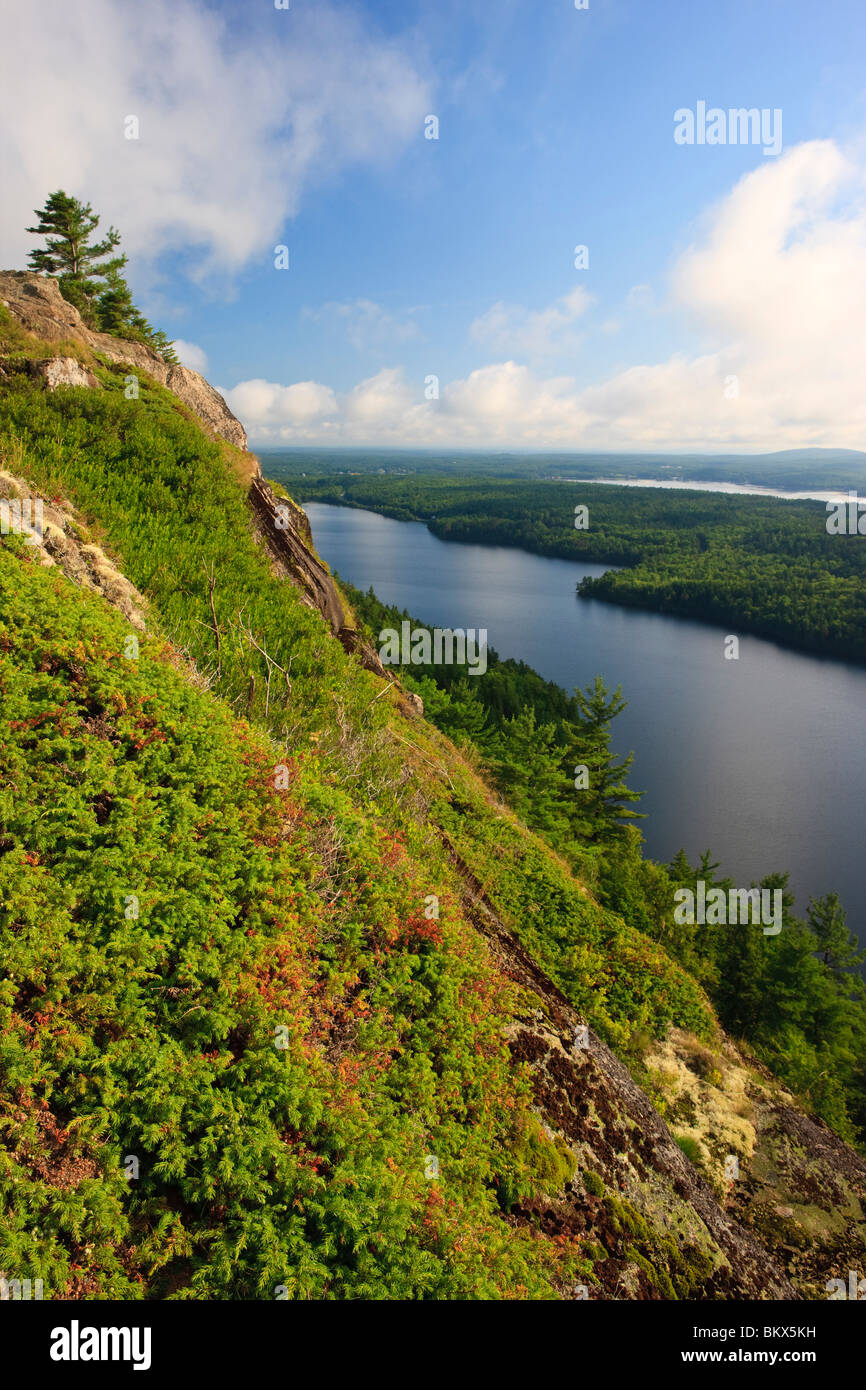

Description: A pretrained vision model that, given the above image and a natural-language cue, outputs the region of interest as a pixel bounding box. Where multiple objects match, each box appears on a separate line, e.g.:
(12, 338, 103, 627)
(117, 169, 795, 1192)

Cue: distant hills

(258, 445, 866, 490)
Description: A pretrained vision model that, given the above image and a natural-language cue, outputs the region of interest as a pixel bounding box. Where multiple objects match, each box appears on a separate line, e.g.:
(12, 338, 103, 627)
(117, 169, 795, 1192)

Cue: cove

(302, 501, 866, 953)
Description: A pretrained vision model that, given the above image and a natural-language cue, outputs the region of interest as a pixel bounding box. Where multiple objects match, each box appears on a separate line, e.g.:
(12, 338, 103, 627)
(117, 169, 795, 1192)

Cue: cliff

(1, 278, 864, 1301)
(0, 270, 387, 677)
(0, 270, 247, 450)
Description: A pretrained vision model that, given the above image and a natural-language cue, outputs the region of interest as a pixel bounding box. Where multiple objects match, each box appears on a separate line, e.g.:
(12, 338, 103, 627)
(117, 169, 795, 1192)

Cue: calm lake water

(572, 478, 853, 504)
(303, 501, 866, 947)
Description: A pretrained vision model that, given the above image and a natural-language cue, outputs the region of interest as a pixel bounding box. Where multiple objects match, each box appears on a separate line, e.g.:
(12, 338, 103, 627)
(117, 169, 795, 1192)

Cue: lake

(569, 478, 854, 504)
(303, 500, 866, 948)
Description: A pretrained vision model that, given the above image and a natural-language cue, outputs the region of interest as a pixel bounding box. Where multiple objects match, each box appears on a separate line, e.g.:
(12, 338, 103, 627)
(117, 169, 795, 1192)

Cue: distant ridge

(256, 444, 866, 490)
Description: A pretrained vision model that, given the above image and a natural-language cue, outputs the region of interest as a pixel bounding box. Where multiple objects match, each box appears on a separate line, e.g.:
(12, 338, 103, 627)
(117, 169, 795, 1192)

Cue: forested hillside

(261, 446, 866, 492)
(1, 287, 865, 1301)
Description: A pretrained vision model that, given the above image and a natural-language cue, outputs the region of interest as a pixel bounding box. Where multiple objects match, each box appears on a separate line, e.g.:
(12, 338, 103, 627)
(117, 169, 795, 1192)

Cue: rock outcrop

(248, 474, 387, 676)
(442, 831, 801, 1299)
(34, 356, 101, 391)
(0, 271, 390, 679)
(0, 271, 246, 450)
(645, 1029, 866, 1298)
(0, 470, 147, 629)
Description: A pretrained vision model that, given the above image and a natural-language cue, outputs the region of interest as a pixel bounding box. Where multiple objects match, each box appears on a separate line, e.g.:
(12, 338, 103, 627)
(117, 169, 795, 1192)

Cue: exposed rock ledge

(0, 271, 246, 451)
(0, 270, 394, 685)
(0, 471, 147, 629)
(247, 475, 387, 678)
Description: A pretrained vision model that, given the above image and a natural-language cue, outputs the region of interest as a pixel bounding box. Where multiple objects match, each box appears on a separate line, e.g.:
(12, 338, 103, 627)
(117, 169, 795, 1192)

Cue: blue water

(304, 501, 866, 950)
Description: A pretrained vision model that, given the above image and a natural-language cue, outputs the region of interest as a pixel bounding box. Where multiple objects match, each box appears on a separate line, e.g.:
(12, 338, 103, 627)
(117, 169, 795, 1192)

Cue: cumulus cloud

(469, 285, 593, 359)
(225, 361, 589, 447)
(0, 0, 431, 274)
(220, 379, 339, 432)
(583, 139, 866, 448)
(173, 340, 208, 374)
(229, 139, 866, 450)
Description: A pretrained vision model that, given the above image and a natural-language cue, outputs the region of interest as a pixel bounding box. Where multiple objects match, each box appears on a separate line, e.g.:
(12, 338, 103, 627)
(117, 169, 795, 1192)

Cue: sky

(2, 0, 866, 451)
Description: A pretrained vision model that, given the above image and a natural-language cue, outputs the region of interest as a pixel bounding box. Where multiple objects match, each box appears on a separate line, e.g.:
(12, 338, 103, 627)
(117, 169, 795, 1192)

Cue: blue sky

(3, 0, 866, 450)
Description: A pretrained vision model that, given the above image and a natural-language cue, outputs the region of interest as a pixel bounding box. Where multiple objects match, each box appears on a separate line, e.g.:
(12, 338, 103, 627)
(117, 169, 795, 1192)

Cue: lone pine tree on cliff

(26, 190, 177, 361)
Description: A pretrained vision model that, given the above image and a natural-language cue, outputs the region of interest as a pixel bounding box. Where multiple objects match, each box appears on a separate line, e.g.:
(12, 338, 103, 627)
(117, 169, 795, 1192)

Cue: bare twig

(366, 680, 395, 709)
(234, 613, 290, 719)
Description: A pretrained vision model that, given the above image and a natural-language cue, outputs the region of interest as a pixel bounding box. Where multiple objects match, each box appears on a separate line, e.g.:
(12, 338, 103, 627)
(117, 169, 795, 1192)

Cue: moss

(496, 1112, 575, 1211)
(606, 1194, 716, 1300)
(675, 1134, 704, 1167)
(583, 1170, 605, 1198)
(625, 1244, 676, 1298)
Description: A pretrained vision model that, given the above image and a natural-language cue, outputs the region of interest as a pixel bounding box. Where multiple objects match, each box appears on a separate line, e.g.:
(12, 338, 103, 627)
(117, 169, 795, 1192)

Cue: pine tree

(26, 190, 177, 361)
(95, 261, 142, 334)
(27, 190, 122, 323)
(565, 676, 643, 844)
(492, 706, 569, 840)
(807, 893, 866, 986)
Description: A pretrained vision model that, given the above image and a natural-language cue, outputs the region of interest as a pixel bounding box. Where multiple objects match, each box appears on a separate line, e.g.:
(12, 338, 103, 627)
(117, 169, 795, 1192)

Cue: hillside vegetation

(1, 294, 865, 1300)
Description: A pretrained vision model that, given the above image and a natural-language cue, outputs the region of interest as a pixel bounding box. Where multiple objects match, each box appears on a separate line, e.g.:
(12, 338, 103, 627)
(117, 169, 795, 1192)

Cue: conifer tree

(566, 676, 643, 843)
(27, 190, 122, 322)
(807, 893, 866, 986)
(26, 191, 177, 361)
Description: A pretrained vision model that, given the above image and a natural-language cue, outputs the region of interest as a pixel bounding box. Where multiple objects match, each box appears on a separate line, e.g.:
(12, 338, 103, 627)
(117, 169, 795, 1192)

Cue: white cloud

(227, 361, 589, 446)
(229, 138, 866, 451)
(220, 379, 338, 431)
(593, 139, 866, 447)
(303, 300, 424, 351)
(0, 0, 431, 275)
(173, 339, 207, 374)
(469, 285, 593, 358)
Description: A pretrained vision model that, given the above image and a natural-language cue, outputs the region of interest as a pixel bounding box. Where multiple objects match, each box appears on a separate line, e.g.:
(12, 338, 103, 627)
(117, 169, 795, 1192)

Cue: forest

(286, 472, 866, 663)
(262, 446, 866, 491)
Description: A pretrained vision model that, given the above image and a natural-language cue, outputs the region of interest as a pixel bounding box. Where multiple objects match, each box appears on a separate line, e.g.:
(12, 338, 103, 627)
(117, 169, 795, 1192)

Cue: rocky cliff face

(0, 468, 148, 630)
(0, 270, 390, 684)
(248, 474, 389, 678)
(0, 271, 247, 450)
(474, 873, 866, 1298)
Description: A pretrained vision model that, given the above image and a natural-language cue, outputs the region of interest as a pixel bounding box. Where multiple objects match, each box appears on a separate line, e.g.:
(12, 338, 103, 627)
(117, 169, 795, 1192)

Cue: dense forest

(286, 473, 866, 663)
(344, 578, 866, 1147)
